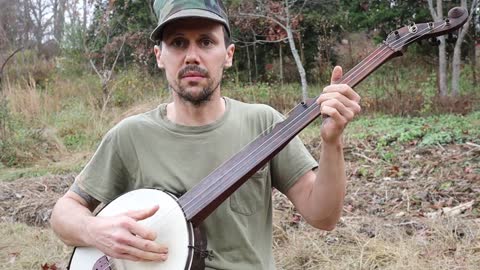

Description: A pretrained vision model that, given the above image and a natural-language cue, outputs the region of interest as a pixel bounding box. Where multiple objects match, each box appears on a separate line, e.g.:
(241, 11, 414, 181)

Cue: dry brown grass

(272, 191, 480, 270)
(0, 222, 71, 270)
(2, 77, 59, 124)
(1, 205, 478, 269)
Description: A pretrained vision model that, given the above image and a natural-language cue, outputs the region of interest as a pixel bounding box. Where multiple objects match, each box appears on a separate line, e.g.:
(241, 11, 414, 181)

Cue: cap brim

(150, 9, 229, 42)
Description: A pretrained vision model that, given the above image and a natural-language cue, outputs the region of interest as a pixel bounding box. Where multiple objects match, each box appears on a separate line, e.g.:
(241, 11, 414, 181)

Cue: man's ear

(223, 44, 235, 68)
(154, 45, 164, 69)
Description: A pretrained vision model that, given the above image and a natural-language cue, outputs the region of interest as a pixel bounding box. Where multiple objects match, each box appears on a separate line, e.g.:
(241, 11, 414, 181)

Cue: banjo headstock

(385, 7, 468, 52)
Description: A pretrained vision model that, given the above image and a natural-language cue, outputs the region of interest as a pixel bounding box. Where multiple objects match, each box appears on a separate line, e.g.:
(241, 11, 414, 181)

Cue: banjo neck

(177, 7, 468, 227)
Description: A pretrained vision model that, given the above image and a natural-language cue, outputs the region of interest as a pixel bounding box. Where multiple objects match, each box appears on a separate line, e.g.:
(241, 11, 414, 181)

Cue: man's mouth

(179, 65, 208, 80)
(182, 72, 205, 78)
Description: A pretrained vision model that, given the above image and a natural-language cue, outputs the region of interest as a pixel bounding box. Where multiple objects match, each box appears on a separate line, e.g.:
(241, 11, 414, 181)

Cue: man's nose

(184, 44, 200, 65)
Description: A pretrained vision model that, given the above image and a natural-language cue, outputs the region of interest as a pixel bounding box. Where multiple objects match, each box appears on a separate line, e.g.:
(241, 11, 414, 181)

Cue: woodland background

(0, 0, 479, 269)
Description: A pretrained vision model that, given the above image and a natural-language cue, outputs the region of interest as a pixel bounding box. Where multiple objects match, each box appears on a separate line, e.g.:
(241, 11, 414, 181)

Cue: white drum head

(69, 189, 192, 270)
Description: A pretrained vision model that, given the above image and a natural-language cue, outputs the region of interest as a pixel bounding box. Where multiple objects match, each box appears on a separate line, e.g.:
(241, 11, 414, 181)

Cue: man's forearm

(50, 196, 95, 247)
(309, 139, 347, 229)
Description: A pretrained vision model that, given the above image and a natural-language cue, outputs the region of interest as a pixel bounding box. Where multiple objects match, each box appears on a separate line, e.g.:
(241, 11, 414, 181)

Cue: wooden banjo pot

(68, 7, 468, 270)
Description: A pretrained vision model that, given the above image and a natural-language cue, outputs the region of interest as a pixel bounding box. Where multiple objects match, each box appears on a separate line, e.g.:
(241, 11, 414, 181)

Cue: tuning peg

(394, 30, 400, 39)
(445, 18, 451, 27)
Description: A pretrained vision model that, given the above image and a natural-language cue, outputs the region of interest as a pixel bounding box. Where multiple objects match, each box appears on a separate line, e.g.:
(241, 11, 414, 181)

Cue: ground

(0, 123, 479, 269)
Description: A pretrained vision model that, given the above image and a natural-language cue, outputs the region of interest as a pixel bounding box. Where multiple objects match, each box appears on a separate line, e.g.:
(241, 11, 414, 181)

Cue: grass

(1, 213, 479, 269)
(0, 222, 71, 270)
(0, 154, 86, 182)
(273, 215, 480, 270)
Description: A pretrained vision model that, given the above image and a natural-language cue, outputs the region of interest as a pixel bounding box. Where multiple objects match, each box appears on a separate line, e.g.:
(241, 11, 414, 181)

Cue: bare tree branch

(238, 12, 288, 32)
(0, 47, 25, 88)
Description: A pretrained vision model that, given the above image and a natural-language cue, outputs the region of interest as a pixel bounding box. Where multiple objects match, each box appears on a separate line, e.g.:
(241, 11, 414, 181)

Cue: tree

(236, 0, 309, 100)
(429, 0, 479, 96)
(428, 0, 449, 96)
(53, 0, 67, 42)
(27, 0, 53, 50)
(451, 0, 479, 96)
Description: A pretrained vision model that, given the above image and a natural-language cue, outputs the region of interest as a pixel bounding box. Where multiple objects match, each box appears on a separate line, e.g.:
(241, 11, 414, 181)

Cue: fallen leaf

(8, 252, 19, 264)
(41, 263, 57, 270)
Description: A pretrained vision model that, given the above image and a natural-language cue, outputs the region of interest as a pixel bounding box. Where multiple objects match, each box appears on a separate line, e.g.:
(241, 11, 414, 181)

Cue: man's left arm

(286, 66, 361, 230)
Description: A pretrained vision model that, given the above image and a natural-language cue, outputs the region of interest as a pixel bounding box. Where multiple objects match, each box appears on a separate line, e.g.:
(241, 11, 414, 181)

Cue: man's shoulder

(108, 106, 162, 136)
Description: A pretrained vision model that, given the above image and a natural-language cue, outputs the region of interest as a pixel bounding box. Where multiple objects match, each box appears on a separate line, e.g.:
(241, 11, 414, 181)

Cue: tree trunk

(438, 36, 448, 96)
(253, 42, 258, 82)
(250, 29, 258, 82)
(473, 9, 478, 87)
(234, 57, 240, 86)
(83, 0, 87, 34)
(451, 0, 478, 96)
(23, 0, 32, 46)
(299, 32, 305, 65)
(428, 0, 448, 96)
(279, 43, 283, 87)
(53, 0, 66, 42)
(284, 0, 307, 101)
(246, 45, 252, 84)
(286, 27, 308, 101)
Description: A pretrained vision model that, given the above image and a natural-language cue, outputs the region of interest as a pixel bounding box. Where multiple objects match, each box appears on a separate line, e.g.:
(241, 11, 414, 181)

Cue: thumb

(330, 66, 343, 84)
(125, 205, 159, 221)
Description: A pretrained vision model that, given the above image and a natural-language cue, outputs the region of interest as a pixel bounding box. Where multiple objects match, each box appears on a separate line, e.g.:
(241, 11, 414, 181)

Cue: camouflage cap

(150, 0, 230, 42)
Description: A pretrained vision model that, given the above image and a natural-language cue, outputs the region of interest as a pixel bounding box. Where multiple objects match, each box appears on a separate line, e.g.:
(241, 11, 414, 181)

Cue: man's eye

(172, 39, 186, 48)
(200, 39, 213, 47)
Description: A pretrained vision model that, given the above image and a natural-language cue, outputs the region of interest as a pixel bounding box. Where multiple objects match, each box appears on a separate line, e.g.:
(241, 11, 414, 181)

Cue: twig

(384, 220, 422, 228)
(352, 152, 382, 164)
(0, 47, 25, 88)
(466, 142, 480, 149)
(426, 200, 475, 218)
(436, 142, 445, 152)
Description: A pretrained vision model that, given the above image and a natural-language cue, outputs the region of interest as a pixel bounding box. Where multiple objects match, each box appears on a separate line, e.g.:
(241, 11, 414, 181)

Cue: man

(50, 0, 361, 269)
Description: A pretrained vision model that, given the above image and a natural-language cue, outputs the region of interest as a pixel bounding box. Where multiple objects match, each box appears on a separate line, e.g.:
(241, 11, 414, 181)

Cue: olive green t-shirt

(75, 97, 318, 269)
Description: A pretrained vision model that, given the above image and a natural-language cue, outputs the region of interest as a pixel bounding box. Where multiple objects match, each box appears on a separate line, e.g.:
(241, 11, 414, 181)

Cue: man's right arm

(50, 186, 100, 246)
(50, 186, 169, 261)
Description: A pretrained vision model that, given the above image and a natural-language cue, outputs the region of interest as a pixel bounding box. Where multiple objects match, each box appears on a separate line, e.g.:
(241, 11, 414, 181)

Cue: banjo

(68, 7, 468, 270)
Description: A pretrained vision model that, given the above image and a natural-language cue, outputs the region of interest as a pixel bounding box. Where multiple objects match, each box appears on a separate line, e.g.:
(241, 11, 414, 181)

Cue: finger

(125, 205, 159, 221)
(316, 92, 361, 114)
(125, 234, 168, 254)
(321, 105, 347, 127)
(117, 244, 168, 261)
(322, 84, 361, 103)
(128, 222, 157, 241)
(330, 66, 343, 84)
(112, 252, 142, 262)
(321, 99, 353, 123)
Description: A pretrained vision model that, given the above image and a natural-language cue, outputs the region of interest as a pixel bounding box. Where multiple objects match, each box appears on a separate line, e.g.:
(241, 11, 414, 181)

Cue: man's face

(154, 18, 235, 106)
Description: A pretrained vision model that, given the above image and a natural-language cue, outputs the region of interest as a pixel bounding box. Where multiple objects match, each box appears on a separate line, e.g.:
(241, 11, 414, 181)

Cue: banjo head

(68, 189, 194, 270)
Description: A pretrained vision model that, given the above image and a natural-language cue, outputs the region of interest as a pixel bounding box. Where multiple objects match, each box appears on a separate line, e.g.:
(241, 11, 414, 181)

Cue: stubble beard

(170, 66, 222, 107)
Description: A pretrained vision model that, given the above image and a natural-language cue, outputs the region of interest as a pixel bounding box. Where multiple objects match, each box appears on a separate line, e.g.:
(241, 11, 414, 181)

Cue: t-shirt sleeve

(269, 110, 318, 194)
(73, 127, 132, 203)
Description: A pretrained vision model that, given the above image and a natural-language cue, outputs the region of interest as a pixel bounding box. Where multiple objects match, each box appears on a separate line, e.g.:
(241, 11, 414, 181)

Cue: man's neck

(166, 93, 226, 126)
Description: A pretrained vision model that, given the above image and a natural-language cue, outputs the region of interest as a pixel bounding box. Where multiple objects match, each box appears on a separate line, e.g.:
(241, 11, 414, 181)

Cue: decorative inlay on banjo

(68, 7, 468, 270)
